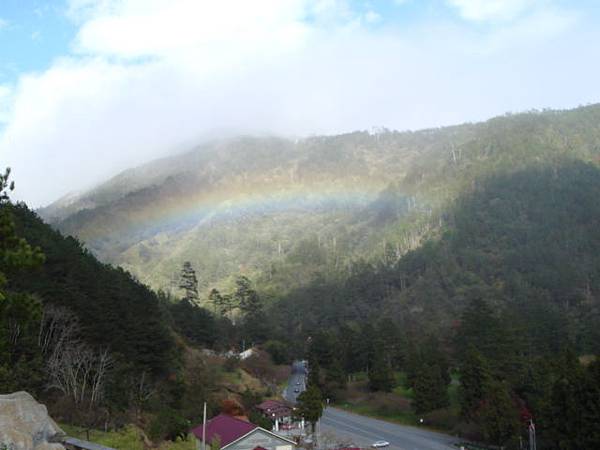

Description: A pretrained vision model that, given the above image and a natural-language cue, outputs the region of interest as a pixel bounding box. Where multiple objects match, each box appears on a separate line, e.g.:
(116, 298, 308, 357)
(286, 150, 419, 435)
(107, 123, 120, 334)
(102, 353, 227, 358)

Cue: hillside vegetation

(40, 104, 600, 295)
(26, 104, 600, 448)
(1, 191, 282, 444)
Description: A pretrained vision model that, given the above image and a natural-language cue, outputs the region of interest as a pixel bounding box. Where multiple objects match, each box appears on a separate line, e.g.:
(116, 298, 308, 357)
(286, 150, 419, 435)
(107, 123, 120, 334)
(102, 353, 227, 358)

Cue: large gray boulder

(0, 391, 65, 450)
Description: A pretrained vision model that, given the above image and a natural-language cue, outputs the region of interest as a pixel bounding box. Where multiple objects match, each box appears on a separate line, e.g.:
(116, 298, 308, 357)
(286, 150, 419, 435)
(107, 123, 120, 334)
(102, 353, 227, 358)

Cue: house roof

(256, 400, 292, 419)
(190, 414, 258, 447)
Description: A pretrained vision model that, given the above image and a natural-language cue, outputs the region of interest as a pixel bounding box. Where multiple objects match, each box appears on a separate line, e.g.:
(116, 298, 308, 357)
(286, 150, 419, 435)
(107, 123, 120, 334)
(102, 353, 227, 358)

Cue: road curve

(319, 407, 457, 450)
(283, 361, 307, 404)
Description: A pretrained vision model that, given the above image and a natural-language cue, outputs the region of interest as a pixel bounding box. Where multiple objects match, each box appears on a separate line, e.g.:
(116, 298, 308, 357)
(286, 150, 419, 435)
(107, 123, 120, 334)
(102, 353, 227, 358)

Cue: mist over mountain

(38, 104, 600, 299)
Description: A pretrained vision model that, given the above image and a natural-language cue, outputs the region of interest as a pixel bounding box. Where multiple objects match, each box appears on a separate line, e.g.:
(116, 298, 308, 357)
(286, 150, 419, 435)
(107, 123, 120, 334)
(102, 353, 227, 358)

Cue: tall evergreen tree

(234, 276, 261, 315)
(478, 380, 520, 448)
(368, 349, 395, 392)
(413, 362, 450, 413)
(179, 261, 198, 304)
(539, 350, 600, 449)
(208, 288, 224, 315)
(0, 168, 44, 300)
(0, 170, 45, 394)
(324, 357, 347, 400)
(296, 384, 323, 433)
(307, 347, 322, 389)
(459, 346, 492, 421)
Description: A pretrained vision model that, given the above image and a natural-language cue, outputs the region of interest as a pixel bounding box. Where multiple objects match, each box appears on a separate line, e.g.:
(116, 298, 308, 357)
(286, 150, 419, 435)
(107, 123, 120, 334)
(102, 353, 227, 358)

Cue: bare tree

(90, 348, 112, 407)
(38, 305, 80, 358)
(130, 371, 156, 421)
(41, 304, 113, 408)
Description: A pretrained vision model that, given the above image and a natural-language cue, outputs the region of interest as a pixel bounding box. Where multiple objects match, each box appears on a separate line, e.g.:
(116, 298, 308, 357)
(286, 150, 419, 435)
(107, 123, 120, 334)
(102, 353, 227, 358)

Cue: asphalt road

(283, 361, 307, 404)
(319, 407, 457, 450)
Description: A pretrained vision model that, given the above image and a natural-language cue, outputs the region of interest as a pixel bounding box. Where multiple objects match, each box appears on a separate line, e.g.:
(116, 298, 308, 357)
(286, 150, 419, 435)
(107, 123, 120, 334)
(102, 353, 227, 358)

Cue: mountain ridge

(39, 104, 600, 294)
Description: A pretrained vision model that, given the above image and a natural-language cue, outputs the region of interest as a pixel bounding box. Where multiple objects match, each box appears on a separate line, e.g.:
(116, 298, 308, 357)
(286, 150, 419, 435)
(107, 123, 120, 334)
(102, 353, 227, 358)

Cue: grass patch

(60, 424, 196, 450)
(338, 402, 417, 425)
(337, 371, 462, 432)
(350, 371, 368, 382)
(337, 378, 416, 426)
(392, 372, 414, 399)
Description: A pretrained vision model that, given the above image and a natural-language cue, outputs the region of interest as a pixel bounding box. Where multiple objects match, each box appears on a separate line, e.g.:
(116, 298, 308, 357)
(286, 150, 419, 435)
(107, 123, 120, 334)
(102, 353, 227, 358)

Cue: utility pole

(202, 402, 207, 450)
(529, 420, 536, 450)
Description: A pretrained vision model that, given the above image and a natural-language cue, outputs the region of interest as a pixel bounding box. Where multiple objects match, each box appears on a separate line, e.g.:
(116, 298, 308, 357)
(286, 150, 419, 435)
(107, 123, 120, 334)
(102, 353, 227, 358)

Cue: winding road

(320, 407, 457, 450)
(283, 360, 307, 403)
(283, 361, 458, 450)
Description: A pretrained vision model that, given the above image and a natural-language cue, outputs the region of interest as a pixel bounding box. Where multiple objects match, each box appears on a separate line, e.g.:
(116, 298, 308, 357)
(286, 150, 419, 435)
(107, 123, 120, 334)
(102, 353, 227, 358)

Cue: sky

(1, 0, 600, 207)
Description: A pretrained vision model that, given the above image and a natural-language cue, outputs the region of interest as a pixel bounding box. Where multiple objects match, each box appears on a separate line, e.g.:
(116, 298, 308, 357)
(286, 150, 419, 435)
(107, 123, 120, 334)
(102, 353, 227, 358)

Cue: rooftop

(190, 413, 258, 447)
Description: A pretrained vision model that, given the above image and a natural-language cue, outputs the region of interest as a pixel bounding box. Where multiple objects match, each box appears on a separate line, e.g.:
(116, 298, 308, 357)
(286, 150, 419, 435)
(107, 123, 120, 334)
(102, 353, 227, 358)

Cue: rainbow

(80, 179, 389, 241)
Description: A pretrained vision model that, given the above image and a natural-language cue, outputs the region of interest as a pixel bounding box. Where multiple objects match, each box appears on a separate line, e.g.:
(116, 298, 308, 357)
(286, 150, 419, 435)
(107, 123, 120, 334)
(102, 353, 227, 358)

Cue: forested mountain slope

(7, 204, 175, 374)
(40, 104, 600, 297)
(268, 161, 600, 354)
(0, 194, 289, 442)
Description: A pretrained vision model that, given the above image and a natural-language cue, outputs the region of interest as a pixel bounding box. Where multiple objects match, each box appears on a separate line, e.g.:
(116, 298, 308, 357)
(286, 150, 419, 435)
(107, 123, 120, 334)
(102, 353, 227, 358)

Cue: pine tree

(368, 349, 395, 392)
(179, 261, 198, 304)
(324, 357, 347, 400)
(459, 346, 492, 421)
(478, 380, 520, 448)
(0, 169, 45, 393)
(413, 362, 450, 413)
(296, 384, 323, 433)
(234, 276, 261, 316)
(539, 350, 600, 449)
(208, 288, 224, 315)
(378, 318, 404, 369)
(307, 348, 322, 389)
(0, 168, 44, 300)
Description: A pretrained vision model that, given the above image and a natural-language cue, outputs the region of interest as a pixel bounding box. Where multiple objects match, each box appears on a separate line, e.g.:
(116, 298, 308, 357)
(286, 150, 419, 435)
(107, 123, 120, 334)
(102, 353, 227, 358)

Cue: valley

(2, 105, 600, 449)
(3, 2, 600, 448)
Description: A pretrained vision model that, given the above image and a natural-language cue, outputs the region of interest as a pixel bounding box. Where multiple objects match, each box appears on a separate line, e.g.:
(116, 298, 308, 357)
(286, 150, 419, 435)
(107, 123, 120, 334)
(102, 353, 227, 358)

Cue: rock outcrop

(0, 391, 65, 450)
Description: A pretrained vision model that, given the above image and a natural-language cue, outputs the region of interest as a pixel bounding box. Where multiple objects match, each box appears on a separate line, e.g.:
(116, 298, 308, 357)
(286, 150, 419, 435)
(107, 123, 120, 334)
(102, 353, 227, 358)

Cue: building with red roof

(256, 400, 292, 421)
(191, 413, 296, 450)
(256, 399, 296, 433)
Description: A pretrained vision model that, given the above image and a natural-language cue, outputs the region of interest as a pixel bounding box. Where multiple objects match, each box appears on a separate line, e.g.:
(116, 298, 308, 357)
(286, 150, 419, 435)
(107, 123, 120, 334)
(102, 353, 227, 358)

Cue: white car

(372, 441, 390, 448)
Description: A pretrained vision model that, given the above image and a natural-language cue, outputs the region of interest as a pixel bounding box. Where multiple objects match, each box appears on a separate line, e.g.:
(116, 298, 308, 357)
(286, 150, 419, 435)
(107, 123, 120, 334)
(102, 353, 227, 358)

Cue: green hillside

(268, 160, 600, 350)
(8, 204, 175, 373)
(264, 160, 600, 449)
(39, 105, 600, 298)
(0, 194, 281, 443)
(7, 104, 600, 448)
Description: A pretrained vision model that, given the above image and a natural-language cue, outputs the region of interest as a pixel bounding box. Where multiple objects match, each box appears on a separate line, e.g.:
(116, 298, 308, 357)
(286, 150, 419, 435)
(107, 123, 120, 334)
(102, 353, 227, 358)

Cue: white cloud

(72, 0, 311, 60)
(446, 0, 538, 22)
(0, 18, 9, 29)
(365, 10, 382, 24)
(0, 0, 598, 206)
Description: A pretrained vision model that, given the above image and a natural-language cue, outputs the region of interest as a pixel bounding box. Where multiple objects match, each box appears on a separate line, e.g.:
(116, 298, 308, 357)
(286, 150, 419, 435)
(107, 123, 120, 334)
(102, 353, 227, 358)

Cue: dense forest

(264, 161, 600, 347)
(0, 171, 267, 443)
(260, 160, 600, 448)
